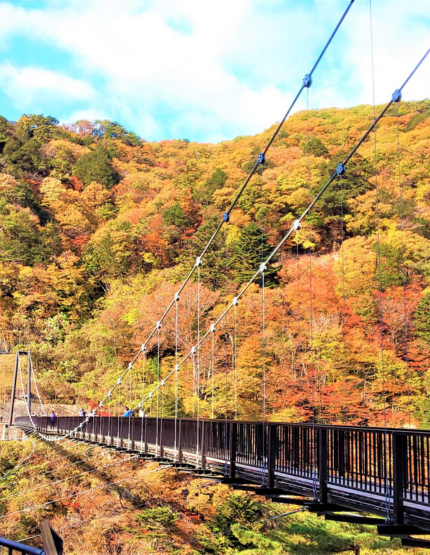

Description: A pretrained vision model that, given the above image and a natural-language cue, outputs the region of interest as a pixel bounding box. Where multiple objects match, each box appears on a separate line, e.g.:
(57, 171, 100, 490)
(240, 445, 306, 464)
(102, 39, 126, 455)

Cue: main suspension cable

(130, 47, 430, 425)
(22, 1, 355, 444)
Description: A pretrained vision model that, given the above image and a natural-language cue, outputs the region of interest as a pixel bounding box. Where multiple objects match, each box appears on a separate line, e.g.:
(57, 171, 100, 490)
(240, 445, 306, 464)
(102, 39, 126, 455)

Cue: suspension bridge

(2, 0, 430, 552)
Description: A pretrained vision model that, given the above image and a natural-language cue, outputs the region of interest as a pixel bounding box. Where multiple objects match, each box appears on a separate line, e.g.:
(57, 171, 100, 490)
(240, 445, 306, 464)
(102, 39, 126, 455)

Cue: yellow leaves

(43, 139, 89, 161)
(285, 186, 310, 212)
(143, 252, 157, 265)
(0, 173, 18, 192)
(270, 406, 302, 423)
(212, 187, 235, 209)
(40, 177, 94, 235)
(40, 177, 67, 203)
(333, 235, 376, 299)
(81, 181, 111, 209)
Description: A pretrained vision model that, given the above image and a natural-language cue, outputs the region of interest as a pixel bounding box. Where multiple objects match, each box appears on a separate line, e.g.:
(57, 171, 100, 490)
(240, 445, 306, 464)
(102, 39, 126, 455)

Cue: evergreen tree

(163, 203, 189, 228)
(16, 114, 60, 144)
(93, 120, 141, 146)
(194, 168, 227, 205)
(182, 215, 229, 290)
(230, 222, 279, 286)
(199, 493, 264, 552)
(414, 293, 430, 344)
(302, 135, 329, 157)
(73, 144, 119, 189)
(0, 116, 11, 154)
(3, 137, 49, 177)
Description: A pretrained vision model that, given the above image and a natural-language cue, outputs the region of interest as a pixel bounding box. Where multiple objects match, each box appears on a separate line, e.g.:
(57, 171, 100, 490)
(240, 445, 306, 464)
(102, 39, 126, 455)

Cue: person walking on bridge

(123, 407, 134, 417)
(49, 410, 56, 429)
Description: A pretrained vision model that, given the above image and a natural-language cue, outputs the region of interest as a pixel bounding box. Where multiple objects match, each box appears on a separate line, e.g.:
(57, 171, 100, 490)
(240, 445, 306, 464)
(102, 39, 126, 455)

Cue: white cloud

(0, 0, 428, 141)
(0, 62, 95, 110)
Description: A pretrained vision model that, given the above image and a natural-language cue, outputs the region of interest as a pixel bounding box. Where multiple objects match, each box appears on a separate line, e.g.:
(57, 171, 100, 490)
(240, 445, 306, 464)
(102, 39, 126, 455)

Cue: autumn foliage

(1, 103, 430, 428)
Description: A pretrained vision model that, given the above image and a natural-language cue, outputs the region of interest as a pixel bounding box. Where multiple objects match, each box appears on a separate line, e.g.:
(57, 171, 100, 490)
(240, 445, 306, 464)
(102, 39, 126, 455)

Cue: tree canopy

(0, 103, 430, 428)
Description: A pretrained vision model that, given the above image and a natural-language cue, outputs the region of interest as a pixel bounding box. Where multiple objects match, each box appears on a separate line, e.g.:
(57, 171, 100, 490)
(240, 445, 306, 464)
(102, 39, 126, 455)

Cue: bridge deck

(15, 416, 430, 532)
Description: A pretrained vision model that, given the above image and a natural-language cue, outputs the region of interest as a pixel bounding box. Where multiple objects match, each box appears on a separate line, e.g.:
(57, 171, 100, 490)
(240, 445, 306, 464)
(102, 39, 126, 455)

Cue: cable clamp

(195, 256, 202, 267)
(336, 162, 346, 176)
(260, 262, 267, 273)
(137, 402, 142, 408)
(303, 73, 312, 88)
(210, 324, 216, 333)
(117, 378, 122, 385)
(174, 292, 180, 302)
(257, 152, 265, 165)
(175, 364, 180, 372)
(191, 346, 196, 354)
(232, 297, 239, 306)
(392, 89, 402, 103)
(293, 220, 301, 231)
(108, 391, 112, 397)
(161, 380, 165, 387)
(99, 401, 103, 407)
(156, 321, 162, 329)
(223, 212, 230, 223)
(149, 392, 153, 399)
(128, 363, 133, 370)
(141, 344, 146, 352)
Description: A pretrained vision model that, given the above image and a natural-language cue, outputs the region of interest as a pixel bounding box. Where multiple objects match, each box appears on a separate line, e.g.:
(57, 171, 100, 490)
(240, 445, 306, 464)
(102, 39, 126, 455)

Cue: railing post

(200, 420, 206, 470)
(267, 424, 277, 488)
(27, 351, 31, 417)
(8, 352, 19, 426)
(159, 418, 164, 458)
(144, 417, 148, 454)
(393, 432, 407, 525)
(178, 419, 183, 463)
(318, 427, 328, 503)
(229, 422, 237, 479)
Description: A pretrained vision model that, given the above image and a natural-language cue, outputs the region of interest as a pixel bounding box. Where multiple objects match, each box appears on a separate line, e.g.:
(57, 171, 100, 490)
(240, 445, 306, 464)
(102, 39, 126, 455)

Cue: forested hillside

(1, 101, 430, 427)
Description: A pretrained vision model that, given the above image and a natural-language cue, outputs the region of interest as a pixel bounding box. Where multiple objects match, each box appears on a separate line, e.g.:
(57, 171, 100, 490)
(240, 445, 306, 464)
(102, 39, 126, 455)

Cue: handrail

(14, 415, 430, 531)
(16, 415, 430, 434)
(0, 536, 45, 555)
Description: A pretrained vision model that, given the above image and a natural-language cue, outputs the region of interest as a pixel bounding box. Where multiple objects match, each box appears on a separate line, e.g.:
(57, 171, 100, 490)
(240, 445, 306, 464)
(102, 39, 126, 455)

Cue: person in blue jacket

(123, 407, 134, 417)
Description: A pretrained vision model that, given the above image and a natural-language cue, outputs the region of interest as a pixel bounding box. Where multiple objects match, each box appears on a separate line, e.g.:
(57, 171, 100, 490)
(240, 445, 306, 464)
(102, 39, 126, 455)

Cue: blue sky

(0, 0, 429, 142)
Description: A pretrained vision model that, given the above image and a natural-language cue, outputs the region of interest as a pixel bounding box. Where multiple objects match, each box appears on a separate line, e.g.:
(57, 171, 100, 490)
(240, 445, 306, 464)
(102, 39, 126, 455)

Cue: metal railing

(0, 520, 62, 554)
(0, 537, 44, 555)
(15, 415, 430, 527)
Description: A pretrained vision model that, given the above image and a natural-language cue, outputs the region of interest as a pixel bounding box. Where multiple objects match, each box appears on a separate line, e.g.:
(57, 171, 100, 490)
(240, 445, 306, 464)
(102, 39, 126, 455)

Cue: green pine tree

(414, 293, 430, 344)
(182, 215, 229, 291)
(73, 144, 119, 189)
(194, 167, 227, 205)
(230, 222, 279, 287)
